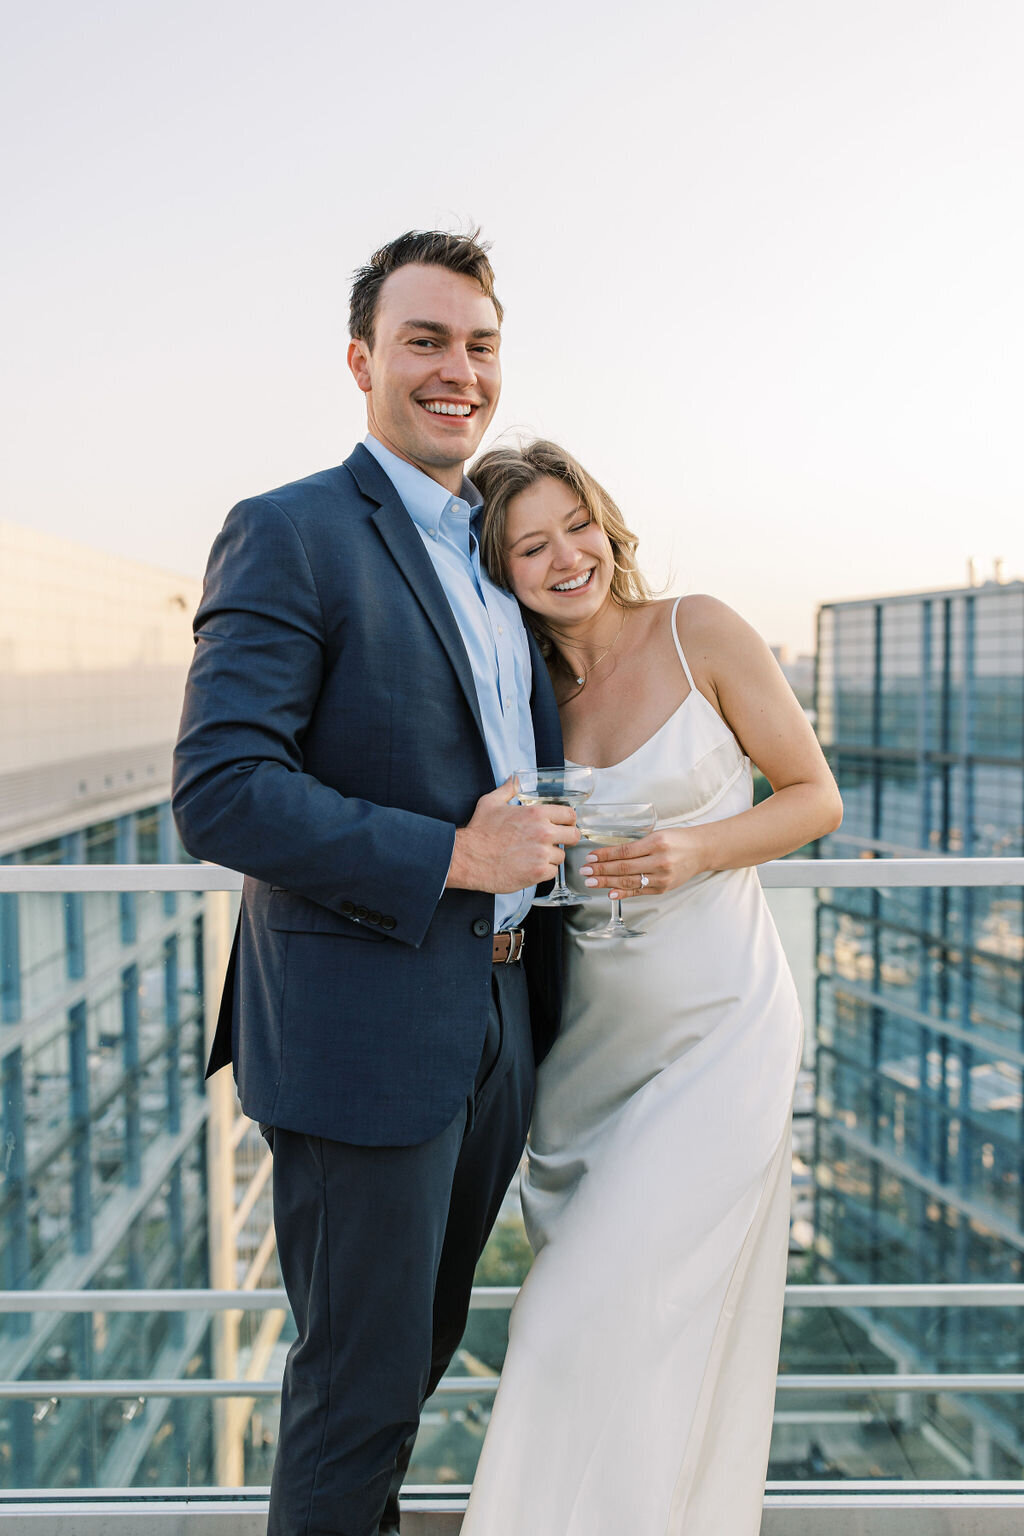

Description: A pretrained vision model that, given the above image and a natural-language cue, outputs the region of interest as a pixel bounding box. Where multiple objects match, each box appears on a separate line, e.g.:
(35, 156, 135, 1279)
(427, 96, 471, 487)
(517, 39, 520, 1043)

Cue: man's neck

(366, 431, 464, 496)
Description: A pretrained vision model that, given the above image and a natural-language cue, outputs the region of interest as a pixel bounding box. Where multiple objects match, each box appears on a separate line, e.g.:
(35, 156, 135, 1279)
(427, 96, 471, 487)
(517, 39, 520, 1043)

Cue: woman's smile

(551, 567, 595, 594)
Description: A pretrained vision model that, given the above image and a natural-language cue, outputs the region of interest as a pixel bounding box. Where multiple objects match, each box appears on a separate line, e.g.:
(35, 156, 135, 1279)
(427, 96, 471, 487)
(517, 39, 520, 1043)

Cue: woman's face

(503, 476, 616, 625)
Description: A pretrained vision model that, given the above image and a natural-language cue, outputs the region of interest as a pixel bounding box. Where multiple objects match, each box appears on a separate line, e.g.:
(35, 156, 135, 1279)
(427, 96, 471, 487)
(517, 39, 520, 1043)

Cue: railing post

(1, 1045, 30, 1338)
(164, 936, 181, 1136)
(116, 815, 138, 945)
(62, 832, 86, 981)
(68, 999, 92, 1255)
(158, 804, 178, 918)
(0, 855, 21, 1024)
(203, 887, 246, 1485)
(122, 963, 141, 1187)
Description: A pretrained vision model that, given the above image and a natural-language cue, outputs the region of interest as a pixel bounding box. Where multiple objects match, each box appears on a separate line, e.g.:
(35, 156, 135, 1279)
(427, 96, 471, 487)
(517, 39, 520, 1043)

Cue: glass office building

(0, 524, 282, 1489)
(813, 578, 1024, 1476)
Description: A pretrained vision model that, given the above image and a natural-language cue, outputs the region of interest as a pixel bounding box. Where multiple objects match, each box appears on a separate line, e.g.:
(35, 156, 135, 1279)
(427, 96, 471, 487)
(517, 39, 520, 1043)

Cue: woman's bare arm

(581, 596, 842, 896)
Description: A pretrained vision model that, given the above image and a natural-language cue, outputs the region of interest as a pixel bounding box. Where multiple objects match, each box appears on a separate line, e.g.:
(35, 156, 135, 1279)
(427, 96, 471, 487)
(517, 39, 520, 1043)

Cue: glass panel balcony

(2, 858, 1023, 1530)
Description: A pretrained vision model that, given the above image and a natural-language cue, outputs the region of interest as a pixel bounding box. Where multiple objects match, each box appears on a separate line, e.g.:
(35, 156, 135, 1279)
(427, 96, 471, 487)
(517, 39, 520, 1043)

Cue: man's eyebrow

(398, 319, 450, 336)
(397, 320, 501, 340)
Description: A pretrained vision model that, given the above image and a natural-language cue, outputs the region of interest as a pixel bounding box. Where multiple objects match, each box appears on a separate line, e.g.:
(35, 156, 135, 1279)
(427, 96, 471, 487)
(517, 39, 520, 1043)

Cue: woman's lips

(551, 568, 595, 593)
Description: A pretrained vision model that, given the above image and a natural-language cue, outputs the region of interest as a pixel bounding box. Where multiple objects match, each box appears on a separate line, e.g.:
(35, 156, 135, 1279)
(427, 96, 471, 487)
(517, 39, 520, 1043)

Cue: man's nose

(440, 347, 476, 385)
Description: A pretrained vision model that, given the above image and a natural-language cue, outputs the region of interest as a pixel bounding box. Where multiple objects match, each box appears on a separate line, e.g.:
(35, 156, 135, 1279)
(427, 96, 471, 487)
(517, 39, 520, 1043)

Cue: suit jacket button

(340, 901, 355, 916)
(355, 905, 369, 919)
(472, 917, 492, 938)
(380, 916, 396, 931)
(367, 911, 382, 925)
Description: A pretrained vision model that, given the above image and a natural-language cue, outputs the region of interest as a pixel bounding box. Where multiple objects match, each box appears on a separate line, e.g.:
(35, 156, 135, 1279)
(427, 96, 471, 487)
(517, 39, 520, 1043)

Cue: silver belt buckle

(504, 928, 525, 964)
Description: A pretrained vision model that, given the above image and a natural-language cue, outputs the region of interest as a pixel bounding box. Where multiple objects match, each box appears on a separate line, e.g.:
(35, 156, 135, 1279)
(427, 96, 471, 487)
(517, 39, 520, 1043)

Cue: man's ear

(347, 339, 372, 394)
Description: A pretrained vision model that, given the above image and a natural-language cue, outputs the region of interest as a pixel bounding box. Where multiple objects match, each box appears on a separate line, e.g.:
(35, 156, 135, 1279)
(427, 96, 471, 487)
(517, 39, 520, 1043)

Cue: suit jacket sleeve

(172, 494, 456, 948)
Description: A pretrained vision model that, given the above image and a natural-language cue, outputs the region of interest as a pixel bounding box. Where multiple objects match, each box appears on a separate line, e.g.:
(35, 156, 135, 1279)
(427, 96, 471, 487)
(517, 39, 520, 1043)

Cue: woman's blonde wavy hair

(472, 440, 653, 679)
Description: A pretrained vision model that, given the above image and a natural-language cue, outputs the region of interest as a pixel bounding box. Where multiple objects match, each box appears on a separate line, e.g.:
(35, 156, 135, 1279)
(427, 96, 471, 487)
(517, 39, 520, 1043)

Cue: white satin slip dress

(460, 597, 803, 1535)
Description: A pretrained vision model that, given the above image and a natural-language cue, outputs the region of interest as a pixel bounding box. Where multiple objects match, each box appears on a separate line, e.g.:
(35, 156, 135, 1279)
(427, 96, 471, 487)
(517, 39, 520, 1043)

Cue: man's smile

(419, 399, 479, 418)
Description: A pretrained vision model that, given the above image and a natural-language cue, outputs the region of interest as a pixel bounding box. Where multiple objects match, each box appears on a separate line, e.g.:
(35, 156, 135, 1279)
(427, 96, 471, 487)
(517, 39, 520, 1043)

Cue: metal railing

(3, 858, 1024, 1529)
(4, 857, 1023, 892)
(0, 1484, 1020, 1536)
(3, 1283, 1024, 1403)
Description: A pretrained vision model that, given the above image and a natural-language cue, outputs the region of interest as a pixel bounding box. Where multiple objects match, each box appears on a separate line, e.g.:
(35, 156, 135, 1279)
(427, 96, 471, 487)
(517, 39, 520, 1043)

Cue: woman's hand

(580, 826, 709, 899)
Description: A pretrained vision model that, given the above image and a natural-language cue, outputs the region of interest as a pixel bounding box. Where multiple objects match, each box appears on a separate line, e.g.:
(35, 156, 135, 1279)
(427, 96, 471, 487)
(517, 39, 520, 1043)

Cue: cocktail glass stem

(553, 858, 572, 902)
(575, 802, 656, 939)
(534, 848, 582, 907)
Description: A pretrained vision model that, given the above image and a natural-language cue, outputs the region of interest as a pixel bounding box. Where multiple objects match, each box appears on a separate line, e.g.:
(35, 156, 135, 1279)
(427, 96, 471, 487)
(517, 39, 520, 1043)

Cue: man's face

(348, 264, 501, 492)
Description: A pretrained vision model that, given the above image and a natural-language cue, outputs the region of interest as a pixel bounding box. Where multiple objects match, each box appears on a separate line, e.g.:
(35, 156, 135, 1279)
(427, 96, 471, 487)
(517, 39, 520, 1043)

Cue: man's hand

(446, 777, 580, 895)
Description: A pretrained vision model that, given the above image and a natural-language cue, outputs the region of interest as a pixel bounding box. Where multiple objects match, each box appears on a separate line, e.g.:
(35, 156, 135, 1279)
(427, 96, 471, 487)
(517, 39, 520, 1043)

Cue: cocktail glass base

(533, 886, 586, 908)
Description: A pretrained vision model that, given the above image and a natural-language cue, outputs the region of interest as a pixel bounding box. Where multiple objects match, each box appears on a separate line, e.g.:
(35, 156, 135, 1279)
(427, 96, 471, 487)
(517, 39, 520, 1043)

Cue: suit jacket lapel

(345, 446, 488, 744)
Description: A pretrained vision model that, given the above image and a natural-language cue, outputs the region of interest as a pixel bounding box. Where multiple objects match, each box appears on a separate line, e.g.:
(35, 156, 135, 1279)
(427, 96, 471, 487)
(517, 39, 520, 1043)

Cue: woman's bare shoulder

(674, 594, 758, 650)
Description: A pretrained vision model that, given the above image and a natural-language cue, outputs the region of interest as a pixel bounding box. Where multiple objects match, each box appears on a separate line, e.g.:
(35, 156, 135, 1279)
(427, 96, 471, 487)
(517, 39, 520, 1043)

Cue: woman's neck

(546, 600, 629, 688)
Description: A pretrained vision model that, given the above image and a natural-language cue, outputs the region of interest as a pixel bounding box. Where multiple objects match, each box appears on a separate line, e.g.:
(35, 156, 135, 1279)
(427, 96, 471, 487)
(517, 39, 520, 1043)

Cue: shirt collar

(363, 435, 482, 541)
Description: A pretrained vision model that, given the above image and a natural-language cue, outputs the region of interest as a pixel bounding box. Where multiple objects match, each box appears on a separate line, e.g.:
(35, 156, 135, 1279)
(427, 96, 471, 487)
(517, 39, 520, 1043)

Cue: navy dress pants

(265, 963, 534, 1536)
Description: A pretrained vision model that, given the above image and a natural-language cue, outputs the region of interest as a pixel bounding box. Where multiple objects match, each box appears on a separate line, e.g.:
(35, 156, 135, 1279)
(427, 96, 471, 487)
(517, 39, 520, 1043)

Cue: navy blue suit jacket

(172, 445, 563, 1146)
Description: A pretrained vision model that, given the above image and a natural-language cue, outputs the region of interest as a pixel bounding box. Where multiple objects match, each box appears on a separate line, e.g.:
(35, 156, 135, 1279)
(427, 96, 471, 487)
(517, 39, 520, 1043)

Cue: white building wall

(0, 522, 202, 850)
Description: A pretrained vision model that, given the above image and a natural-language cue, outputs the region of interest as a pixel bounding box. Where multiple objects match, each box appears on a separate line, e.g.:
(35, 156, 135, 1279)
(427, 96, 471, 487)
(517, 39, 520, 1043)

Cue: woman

(460, 441, 842, 1535)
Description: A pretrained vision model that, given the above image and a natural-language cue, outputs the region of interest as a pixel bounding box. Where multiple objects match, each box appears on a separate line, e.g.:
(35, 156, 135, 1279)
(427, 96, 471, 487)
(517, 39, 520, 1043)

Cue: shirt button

(504, 696, 512, 708)
(498, 625, 504, 635)
(429, 528, 437, 538)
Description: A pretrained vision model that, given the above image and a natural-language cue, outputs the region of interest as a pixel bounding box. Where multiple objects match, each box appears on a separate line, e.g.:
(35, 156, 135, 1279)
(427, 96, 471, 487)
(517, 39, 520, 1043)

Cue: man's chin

(414, 432, 487, 472)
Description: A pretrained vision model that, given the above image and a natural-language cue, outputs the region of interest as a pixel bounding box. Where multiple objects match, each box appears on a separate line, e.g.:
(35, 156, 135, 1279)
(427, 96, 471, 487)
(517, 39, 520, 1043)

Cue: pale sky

(3, 0, 1022, 653)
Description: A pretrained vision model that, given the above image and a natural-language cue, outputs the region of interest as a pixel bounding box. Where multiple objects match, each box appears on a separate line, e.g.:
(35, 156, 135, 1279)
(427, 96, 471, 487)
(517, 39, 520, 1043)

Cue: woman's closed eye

(519, 518, 593, 557)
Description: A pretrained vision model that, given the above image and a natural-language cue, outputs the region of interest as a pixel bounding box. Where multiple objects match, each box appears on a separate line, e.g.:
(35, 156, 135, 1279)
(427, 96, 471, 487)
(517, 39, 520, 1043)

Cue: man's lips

(551, 568, 595, 593)
(418, 399, 480, 419)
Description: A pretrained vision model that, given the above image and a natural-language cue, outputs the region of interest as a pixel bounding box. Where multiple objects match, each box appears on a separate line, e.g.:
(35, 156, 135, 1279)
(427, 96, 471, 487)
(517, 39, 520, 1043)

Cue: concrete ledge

(3, 1489, 1024, 1535)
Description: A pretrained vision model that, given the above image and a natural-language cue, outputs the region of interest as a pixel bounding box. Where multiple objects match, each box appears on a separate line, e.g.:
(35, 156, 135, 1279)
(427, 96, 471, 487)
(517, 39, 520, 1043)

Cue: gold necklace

(569, 605, 627, 688)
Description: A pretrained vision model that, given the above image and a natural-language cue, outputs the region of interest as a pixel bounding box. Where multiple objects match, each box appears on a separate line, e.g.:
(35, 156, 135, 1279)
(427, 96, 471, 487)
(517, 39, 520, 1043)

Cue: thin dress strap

(669, 596, 698, 690)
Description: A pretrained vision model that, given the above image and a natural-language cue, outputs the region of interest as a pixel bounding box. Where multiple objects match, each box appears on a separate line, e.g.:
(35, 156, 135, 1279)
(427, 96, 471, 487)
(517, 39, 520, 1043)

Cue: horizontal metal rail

(2, 858, 1023, 893)
(776, 1374, 1024, 1393)
(3, 1491, 1024, 1536)
(3, 1283, 1024, 1312)
(7, 1479, 1019, 1498)
(4, 1480, 1024, 1500)
(5, 1372, 1024, 1402)
(784, 1284, 1024, 1307)
(4, 1482, 1024, 1536)
(6, 1288, 1024, 1403)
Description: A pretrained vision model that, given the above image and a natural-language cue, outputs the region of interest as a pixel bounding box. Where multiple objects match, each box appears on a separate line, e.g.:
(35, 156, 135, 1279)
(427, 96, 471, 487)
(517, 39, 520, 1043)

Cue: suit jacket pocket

(266, 888, 387, 940)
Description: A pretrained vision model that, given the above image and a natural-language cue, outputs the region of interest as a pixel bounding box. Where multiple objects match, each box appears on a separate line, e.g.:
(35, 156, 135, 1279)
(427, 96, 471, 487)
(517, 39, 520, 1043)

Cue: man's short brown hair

(349, 228, 503, 349)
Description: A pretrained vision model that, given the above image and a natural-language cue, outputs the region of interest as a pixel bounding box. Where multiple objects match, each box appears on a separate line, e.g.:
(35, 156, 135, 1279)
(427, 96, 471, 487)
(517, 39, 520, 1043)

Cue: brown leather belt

(492, 928, 526, 965)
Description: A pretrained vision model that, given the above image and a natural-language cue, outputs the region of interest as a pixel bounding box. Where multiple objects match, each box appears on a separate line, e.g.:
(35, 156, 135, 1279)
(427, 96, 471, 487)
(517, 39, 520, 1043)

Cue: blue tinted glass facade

(815, 582, 1024, 1474)
(0, 805, 216, 1488)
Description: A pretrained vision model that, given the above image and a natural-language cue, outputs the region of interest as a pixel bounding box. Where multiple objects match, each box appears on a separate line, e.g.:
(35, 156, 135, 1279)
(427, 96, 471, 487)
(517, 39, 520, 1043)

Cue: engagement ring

(639, 874, 649, 889)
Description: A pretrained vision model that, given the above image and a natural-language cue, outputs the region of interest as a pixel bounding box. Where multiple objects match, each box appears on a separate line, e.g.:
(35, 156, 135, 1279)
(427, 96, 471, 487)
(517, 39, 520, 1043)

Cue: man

(172, 229, 576, 1535)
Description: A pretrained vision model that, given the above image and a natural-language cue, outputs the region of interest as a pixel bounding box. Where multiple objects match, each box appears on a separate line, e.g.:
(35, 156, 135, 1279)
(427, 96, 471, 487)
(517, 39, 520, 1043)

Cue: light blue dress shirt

(363, 435, 537, 929)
